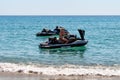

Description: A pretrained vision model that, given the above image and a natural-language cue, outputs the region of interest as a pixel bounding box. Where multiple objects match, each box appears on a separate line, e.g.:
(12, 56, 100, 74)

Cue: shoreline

(0, 62, 120, 77)
(0, 72, 120, 80)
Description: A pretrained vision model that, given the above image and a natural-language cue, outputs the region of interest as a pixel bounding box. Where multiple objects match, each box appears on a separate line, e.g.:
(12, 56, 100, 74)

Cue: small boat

(36, 26, 68, 36)
(39, 29, 88, 49)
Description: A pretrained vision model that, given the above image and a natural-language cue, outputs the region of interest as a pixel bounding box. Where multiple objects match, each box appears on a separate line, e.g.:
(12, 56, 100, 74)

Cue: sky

(0, 0, 120, 15)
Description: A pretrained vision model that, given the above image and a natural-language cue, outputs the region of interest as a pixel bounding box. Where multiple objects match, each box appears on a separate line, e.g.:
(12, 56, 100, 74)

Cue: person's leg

(62, 38, 68, 44)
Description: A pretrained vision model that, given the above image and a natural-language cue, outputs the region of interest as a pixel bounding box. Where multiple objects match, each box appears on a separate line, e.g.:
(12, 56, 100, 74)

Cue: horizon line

(0, 14, 120, 16)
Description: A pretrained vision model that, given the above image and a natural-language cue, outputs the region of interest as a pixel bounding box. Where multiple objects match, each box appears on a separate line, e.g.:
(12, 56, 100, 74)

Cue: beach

(0, 72, 120, 80)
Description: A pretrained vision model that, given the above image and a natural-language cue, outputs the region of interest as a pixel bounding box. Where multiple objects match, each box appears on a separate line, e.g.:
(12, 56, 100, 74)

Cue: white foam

(0, 62, 120, 76)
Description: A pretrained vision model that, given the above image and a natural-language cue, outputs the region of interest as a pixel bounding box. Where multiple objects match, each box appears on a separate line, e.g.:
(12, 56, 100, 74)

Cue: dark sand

(0, 72, 120, 80)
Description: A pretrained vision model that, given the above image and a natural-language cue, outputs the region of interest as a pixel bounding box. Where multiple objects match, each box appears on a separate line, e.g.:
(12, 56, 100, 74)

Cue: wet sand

(0, 72, 120, 80)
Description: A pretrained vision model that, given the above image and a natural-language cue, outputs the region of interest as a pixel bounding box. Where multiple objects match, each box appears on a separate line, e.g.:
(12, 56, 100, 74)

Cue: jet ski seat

(48, 37, 59, 44)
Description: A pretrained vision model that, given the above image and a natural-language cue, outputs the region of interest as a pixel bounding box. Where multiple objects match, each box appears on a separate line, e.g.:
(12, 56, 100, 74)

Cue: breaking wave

(0, 62, 120, 76)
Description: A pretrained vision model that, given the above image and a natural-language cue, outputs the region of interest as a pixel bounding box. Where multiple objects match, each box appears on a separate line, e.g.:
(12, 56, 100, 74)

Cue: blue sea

(0, 16, 120, 76)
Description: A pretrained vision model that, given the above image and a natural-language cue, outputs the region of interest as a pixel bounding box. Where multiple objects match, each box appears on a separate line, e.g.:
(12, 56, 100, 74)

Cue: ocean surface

(0, 16, 120, 76)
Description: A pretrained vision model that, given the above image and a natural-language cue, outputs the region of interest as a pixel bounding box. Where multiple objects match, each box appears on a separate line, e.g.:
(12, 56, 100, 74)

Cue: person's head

(56, 26, 58, 29)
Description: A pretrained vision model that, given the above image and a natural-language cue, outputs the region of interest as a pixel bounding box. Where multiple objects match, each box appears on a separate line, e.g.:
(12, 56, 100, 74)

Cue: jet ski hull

(36, 32, 56, 36)
(39, 40, 88, 49)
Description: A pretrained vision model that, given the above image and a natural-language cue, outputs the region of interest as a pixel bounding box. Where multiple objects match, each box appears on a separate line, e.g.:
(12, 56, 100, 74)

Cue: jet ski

(36, 28, 56, 36)
(39, 29, 88, 49)
(36, 26, 68, 36)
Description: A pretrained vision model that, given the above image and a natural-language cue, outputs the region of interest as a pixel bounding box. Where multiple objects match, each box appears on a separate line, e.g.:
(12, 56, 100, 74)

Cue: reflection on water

(39, 46, 87, 58)
(38, 46, 87, 65)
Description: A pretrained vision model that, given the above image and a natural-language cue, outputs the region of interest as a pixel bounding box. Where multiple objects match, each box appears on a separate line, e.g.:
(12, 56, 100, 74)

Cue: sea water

(0, 16, 120, 76)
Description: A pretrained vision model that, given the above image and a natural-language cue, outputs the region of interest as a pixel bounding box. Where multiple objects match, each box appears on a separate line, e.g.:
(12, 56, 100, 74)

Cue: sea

(0, 15, 120, 76)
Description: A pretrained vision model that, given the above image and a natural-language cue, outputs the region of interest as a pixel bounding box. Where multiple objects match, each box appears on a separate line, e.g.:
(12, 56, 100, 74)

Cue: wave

(0, 62, 120, 76)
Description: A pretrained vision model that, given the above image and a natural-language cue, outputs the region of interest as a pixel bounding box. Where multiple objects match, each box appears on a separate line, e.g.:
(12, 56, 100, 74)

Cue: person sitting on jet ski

(53, 26, 63, 34)
(59, 28, 69, 44)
